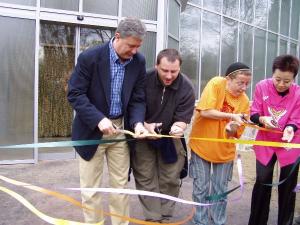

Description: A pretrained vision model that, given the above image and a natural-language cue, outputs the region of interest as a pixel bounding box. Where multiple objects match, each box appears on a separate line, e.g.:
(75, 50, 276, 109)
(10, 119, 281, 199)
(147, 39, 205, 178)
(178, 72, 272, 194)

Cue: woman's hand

(282, 126, 294, 143)
(259, 116, 278, 129)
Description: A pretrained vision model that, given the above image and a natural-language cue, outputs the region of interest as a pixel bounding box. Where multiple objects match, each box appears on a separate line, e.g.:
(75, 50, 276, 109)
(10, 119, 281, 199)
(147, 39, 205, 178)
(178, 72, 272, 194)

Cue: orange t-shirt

(189, 76, 250, 163)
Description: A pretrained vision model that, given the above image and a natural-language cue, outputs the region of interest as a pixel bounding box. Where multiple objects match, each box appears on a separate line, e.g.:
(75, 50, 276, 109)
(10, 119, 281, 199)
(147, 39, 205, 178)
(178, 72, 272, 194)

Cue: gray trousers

(131, 139, 185, 222)
(189, 151, 233, 225)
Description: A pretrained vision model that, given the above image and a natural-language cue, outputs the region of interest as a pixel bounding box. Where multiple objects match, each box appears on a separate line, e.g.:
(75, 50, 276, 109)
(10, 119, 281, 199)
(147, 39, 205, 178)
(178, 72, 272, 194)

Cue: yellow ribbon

(0, 175, 195, 225)
(0, 185, 103, 225)
(1, 124, 298, 225)
(122, 131, 300, 149)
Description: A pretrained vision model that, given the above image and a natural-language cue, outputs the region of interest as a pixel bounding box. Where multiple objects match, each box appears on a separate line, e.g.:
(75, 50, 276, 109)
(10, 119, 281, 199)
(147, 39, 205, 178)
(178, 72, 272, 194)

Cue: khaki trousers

(131, 138, 185, 222)
(79, 118, 129, 225)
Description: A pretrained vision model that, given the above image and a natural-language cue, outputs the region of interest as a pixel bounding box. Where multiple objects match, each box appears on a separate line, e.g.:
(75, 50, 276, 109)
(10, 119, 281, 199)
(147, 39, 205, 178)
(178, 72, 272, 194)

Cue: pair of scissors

(154, 123, 162, 134)
(240, 114, 255, 125)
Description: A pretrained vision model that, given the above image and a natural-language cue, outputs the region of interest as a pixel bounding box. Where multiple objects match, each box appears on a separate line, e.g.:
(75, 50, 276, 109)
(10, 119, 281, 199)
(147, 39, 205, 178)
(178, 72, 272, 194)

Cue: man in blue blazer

(68, 17, 148, 225)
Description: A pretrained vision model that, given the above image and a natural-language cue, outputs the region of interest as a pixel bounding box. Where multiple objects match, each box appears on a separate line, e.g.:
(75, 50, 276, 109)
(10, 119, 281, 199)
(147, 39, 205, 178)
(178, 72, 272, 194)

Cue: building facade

(180, 0, 300, 98)
(1, 0, 300, 164)
(0, 0, 183, 164)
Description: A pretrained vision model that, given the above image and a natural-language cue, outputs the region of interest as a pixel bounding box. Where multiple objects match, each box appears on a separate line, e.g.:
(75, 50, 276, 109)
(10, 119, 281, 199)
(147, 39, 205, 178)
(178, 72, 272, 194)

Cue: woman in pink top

(249, 55, 300, 225)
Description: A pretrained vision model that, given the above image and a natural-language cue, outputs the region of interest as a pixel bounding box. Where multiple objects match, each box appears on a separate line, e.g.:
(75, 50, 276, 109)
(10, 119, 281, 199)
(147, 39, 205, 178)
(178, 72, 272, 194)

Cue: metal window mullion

(72, 26, 81, 159)
(34, 0, 41, 163)
(288, 0, 293, 53)
(118, 0, 123, 18)
(178, 0, 181, 51)
(250, 0, 256, 100)
(1, 159, 35, 165)
(0, 5, 36, 19)
(0, 2, 36, 10)
(79, 0, 83, 14)
(156, 0, 167, 52)
(264, 0, 269, 79)
(237, 0, 241, 61)
(198, 8, 203, 98)
(166, 0, 170, 47)
(218, 0, 223, 75)
(277, 0, 282, 55)
(296, 13, 300, 83)
(250, 26, 255, 100)
(237, 22, 240, 61)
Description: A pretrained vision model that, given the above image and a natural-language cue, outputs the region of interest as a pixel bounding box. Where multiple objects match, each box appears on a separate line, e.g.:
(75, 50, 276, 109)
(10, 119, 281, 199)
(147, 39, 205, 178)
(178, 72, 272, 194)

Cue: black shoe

(294, 216, 300, 225)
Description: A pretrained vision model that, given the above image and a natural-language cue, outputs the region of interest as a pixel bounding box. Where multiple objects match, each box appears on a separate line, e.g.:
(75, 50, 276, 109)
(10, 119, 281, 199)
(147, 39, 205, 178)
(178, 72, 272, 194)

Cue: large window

(83, 0, 118, 15)
(181, 0, 300, 100)
(291, 0, 300, 39)
(201, 12, 220, 92)
(0, 0, 35, 6)
(239, 24, 253, 69)
(280, 38, 288, 54)
(254, 0, 267, 28)
(221, 17, 238, 75)
(180, 5, 201, 97)
(240, 0, 254, 24)
(266, 33, 278, 76)
(123, 0, 157, 20)
(223, 0, 238, 18)
(0, 0, 160, 163)
(140, 32, 157, 69)
(268, 0, 280, 32)
(253, 29, 266, 86)
(39, 22, 76, 157)
(40, 0, 79, 11)
(0, 16, 35, 160)
(280, 0, 291, 36)
(203, 0, 222, 13)
(167, 0, 180, 49)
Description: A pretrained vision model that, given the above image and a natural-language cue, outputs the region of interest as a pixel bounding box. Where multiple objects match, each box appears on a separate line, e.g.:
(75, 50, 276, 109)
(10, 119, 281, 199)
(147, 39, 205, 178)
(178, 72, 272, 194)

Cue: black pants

(248, 154, 299, 225)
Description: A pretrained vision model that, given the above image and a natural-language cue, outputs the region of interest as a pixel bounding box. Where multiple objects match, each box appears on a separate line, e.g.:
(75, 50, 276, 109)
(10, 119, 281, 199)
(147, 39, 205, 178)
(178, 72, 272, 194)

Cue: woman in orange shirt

(189, 62, 252, 225)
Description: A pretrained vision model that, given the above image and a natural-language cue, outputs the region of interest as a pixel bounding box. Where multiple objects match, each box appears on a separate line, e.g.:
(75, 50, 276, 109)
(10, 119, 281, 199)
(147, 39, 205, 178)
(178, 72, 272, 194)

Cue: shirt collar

(155, 69, 181, 90)
(109, 38, 132, 65)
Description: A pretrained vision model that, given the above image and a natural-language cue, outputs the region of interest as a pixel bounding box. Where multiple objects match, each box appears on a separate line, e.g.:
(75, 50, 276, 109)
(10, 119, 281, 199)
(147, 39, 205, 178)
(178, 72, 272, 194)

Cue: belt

(109, 115, 123, 120)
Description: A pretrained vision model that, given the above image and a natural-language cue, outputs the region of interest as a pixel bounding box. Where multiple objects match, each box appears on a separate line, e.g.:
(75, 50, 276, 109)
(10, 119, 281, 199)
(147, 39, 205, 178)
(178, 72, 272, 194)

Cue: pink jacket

(251, 78, 300, 167)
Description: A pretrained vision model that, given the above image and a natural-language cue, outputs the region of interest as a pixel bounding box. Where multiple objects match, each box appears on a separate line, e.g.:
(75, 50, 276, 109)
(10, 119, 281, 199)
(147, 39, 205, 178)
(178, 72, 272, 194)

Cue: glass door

(38, 21, 115, 160)
(0, 16, 35, 164)
(38, 21, 76, 160)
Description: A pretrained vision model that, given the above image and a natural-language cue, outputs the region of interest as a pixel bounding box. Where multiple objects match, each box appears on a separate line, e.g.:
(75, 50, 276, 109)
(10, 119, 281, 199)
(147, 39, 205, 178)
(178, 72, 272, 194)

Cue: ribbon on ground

(0, 127, 298, 213)
(0, 186, 103, 225)
(205, 154, 243, 201)
(262, 157, 300, 187)
(0, 175, 195, 225)
(69, 153, 244, 203)
(0, 154, 244, 206)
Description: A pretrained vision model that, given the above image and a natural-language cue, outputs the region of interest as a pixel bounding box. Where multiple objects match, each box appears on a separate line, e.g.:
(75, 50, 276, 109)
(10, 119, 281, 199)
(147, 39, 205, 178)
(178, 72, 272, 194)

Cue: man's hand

(169, 122, 187, 137)
(259, 116, 278, 129)
(282, 126, 294, 143)
(144, 122, 162, 139)
(134, 122, 149, 138)
(98, 118, 117, 135)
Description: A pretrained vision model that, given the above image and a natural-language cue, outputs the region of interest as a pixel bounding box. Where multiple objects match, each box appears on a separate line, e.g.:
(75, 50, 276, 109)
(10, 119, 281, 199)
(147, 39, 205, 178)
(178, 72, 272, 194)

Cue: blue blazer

(67, 42, 146, 161)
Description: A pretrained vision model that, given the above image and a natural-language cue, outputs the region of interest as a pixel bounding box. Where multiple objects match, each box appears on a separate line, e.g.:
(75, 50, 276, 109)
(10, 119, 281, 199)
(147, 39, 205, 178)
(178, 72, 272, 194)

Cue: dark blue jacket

(68, 42, 146, 161)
